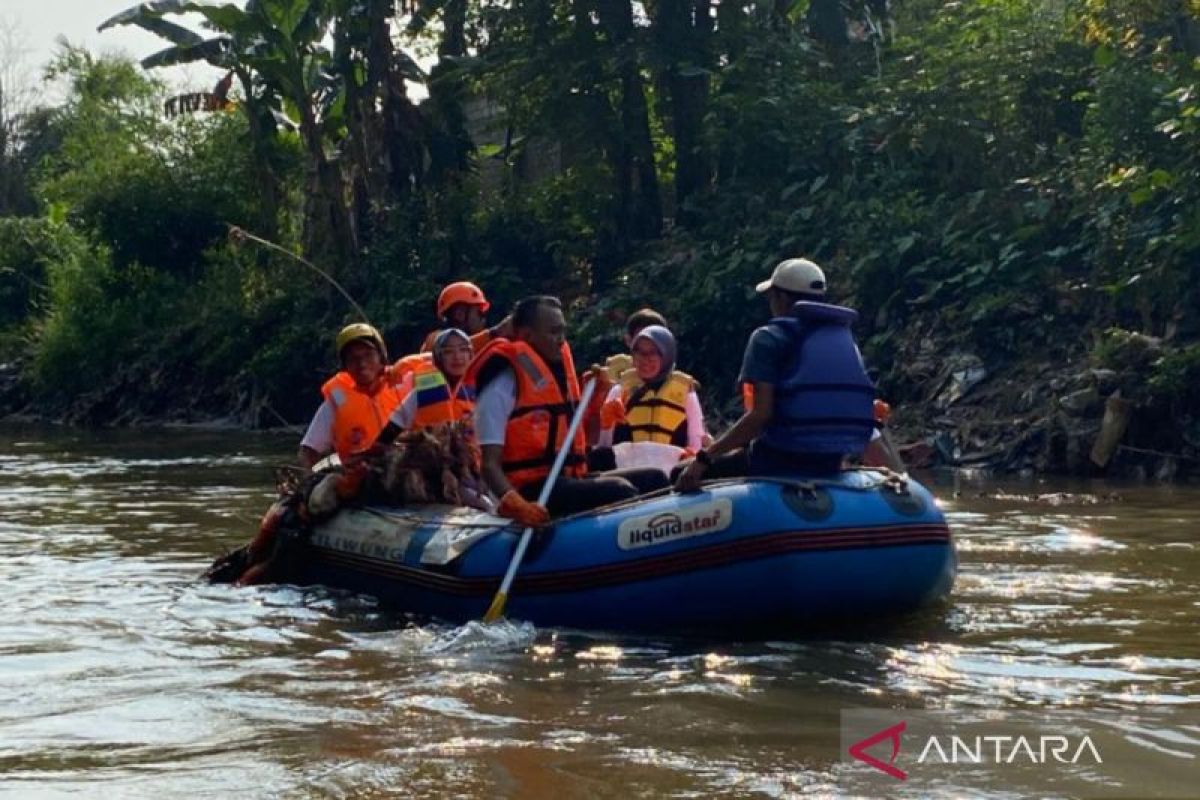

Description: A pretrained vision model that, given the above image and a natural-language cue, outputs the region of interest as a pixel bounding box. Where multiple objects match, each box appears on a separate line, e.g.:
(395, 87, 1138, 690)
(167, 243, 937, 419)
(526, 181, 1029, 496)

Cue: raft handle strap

(547, 471, 907, 525)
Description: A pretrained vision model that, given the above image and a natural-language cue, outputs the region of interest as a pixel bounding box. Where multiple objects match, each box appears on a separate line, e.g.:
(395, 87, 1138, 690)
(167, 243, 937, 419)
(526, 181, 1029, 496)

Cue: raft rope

(357, 505, 512, 529)
(545, 469, 913, 525)
(272, 469, 912, 537)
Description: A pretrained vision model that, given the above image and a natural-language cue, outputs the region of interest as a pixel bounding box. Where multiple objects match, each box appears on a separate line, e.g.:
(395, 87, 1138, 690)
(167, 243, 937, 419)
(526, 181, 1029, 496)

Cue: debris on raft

(205, 422, 492, 586)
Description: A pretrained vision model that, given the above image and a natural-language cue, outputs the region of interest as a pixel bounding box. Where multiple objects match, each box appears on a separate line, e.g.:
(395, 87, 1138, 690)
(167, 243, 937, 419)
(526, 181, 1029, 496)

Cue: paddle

(877, 425, 908, 475)
(483, 377, 599, 623)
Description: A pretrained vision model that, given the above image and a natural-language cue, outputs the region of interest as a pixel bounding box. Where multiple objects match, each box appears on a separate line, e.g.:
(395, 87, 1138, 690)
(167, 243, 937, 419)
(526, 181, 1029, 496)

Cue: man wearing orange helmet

(419, 281, 512, 353)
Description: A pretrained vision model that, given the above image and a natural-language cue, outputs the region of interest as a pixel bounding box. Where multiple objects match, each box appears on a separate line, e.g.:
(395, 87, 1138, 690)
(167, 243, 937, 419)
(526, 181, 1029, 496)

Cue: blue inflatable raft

(287, 470, 955, 634)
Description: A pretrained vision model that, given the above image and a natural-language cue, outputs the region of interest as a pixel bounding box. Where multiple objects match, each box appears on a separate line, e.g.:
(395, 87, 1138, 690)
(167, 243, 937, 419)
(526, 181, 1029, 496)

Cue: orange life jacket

(467, 338, 587, 489)
(409, 361, 476, 429)
(320, 372, 402, 459)
(389, 353, 433, 401)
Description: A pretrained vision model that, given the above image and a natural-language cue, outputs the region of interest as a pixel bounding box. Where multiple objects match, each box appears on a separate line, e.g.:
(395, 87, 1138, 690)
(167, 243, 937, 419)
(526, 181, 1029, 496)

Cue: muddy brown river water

(1, 424, 1197, 798)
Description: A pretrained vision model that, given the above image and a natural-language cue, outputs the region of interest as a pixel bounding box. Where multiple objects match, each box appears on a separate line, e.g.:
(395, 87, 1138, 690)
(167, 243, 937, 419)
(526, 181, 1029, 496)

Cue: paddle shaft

(484, 377, 598, 622)
(877, 426, 908, 475)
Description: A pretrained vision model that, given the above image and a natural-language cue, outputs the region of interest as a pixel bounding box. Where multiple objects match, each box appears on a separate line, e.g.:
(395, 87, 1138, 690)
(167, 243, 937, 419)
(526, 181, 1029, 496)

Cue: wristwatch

(695, 449, 712, 467)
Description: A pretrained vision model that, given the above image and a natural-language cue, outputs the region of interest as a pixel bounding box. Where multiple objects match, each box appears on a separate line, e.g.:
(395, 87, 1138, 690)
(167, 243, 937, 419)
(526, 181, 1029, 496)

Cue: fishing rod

(227, 225, 371, 325)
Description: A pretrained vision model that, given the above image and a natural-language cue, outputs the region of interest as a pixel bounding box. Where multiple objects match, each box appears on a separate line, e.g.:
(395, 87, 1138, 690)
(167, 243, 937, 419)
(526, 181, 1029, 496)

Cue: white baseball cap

(755, 258, 827, 295)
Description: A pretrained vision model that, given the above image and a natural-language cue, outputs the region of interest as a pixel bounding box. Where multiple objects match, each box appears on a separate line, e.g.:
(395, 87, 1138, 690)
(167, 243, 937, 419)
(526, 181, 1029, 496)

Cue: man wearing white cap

(754, 257, 828, 296)
(674, 258, 876, 491)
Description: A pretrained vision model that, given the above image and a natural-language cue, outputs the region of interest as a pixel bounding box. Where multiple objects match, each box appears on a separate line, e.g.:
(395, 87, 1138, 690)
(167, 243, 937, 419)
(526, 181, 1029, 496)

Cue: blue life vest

(761, 301, 876, 456)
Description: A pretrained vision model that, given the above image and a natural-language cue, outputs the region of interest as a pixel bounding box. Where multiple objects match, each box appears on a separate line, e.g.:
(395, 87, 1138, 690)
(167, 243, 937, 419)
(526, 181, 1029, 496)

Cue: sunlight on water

(575, 645, 625, 662)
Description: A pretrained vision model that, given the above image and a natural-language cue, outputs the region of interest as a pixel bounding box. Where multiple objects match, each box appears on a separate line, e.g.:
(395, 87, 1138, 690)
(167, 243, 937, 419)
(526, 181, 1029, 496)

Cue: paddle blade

(482, 591, 508, 623)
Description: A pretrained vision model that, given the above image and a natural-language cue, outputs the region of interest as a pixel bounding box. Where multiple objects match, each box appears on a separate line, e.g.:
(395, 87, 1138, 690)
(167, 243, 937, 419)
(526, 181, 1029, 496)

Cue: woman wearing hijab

(598, 325, 707, 452)
(374, 328, 475, 445)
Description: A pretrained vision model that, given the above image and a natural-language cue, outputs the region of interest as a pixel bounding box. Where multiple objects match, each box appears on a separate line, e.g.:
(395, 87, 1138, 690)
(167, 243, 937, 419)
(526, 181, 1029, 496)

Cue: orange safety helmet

(437, 281, 490, 318)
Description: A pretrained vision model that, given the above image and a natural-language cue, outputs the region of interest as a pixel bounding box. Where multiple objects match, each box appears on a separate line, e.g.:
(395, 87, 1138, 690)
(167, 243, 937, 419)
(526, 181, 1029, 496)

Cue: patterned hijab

(431, 328, 471, 373)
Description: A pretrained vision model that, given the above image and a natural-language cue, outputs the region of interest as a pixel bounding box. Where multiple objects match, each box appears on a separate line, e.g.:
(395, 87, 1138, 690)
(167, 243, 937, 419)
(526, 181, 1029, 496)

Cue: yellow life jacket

(615, 369, 695, 447)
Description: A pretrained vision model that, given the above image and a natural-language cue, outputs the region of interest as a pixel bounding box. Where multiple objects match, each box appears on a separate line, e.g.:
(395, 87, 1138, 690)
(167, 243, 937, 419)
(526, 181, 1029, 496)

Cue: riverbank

(876, 321, 1200, 481)
(886, 356, 1195, 482)
(0, 354, 304, 432)
(4, 328, 1196, 482)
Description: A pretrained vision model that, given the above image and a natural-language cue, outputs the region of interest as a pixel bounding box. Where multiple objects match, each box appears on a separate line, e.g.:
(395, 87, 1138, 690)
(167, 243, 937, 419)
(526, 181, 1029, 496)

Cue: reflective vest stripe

(410, 365, 474, 428)
(416, 384, 452, 406)
(514, 352, 548, 388)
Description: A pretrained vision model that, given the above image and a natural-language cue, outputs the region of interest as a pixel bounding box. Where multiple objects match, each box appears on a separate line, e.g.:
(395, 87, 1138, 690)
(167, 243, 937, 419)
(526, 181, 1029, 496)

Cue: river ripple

(0, 425, 1197, 797)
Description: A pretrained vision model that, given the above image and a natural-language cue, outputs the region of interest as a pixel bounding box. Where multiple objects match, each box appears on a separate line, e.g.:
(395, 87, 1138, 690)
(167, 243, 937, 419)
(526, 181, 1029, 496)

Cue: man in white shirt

(472, 296, 667, 522)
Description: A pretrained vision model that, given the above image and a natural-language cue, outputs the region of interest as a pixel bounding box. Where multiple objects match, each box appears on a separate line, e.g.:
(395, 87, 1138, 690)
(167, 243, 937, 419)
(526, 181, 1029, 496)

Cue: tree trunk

(297, 97, 357, 274)
(333, 13, 386, 246)
(441, 0, 467, 58)
(429, 0, 472, 183)
(650, 0, 713, 224)
(367, 2, 426, 202)
(567, 0, 628, 290)
(235, 70, 281, 241)
(596, 0, 663, 241)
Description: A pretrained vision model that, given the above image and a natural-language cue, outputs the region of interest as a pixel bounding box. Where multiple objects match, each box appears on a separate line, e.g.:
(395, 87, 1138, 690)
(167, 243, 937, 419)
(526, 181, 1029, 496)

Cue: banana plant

(99, 0, 358, 265)
(329, 0, 441, 210)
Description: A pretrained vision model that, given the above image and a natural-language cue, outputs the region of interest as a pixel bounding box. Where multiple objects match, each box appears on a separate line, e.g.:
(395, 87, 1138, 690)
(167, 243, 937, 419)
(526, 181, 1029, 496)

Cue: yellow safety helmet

(335, 323, 387, 362)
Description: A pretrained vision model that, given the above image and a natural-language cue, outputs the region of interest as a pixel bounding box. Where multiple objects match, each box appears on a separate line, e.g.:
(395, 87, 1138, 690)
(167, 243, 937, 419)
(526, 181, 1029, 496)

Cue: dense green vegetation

(0, 0, 1197, 470)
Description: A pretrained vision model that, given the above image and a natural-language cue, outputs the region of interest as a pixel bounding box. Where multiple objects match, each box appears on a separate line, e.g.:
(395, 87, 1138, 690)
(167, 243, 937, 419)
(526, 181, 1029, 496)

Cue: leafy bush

(1092, 327, 1163, 372)
(1148, 344, 1200, 415)
(31, 236, 178, 397)
(0, 217, 91, 358)
(38, 67, 269, 278)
